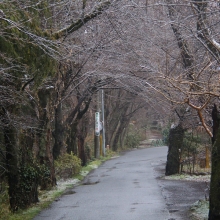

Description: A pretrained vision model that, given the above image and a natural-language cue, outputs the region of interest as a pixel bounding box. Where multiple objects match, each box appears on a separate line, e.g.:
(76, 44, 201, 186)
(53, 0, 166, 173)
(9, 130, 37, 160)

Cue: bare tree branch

(54, 0, 112, 39)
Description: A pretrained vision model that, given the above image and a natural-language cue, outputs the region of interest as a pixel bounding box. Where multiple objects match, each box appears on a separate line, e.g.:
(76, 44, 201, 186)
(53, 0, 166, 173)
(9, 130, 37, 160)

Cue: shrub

(54, 153, 81, 180)
(38, 164, 52, 190)
(151, 139, 164, 147)
(125, 133, 140, 148)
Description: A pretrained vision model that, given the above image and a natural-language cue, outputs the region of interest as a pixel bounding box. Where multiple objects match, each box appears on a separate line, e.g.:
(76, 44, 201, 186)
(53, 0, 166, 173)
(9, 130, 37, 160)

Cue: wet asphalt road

(34, 146, 172, 220)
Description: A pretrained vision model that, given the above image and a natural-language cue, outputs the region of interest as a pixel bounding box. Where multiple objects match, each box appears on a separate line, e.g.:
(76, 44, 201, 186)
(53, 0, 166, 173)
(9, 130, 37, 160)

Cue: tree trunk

(5, 125, 19, 211)
(5, 126, 39, 211)
(78, 135, 86, 166)
(112, 117, 129, 151)
(67, 122, 78, 155)
(120, 121, 129, 148)
(37, 89, 56, 189)
(0, 128, 5, 180)
(165, 123, 184, 175)
(209, 105, 220, 219)
(77, 115, 89, 165)
(1, 102, 39, 211)
(53, 103, 65, 160)
(107, 103, 130, 151)
(110, 120, 121, 151)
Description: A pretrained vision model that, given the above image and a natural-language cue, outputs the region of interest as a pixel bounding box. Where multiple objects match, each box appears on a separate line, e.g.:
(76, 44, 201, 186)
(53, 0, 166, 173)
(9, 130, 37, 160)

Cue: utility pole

(94, 90, 100, 158)
(101, 89, 106, 156)
(94, 89, 106, 157)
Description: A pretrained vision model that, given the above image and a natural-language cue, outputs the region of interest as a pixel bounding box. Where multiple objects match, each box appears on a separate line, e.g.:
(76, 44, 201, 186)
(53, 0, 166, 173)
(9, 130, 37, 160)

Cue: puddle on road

(59, 205, 79, 208)
(107, 166, 117, 172)
(169, 209, 179, 213)
(89, 174, 99, 177)
(62, 190, 76, 196)
(115, 162, 125, 165)
(82, 180, 100, 185)
(100, 174, 110, 177)
(130, 207, 136, 212)
(132, 202, 148, 205)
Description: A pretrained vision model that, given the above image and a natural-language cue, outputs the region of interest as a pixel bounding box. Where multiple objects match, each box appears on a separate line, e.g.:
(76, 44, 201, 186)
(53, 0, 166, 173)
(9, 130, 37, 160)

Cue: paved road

(34, 146, 172, 220)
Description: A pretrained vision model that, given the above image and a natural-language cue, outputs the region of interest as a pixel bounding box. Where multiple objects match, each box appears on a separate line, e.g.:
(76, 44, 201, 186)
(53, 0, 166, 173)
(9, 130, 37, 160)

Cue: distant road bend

(34, 146, 171, 220)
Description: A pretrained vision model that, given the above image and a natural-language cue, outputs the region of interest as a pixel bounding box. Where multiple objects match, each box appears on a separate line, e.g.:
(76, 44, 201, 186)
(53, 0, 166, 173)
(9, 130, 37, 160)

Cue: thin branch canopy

(54, 1, 112, 39)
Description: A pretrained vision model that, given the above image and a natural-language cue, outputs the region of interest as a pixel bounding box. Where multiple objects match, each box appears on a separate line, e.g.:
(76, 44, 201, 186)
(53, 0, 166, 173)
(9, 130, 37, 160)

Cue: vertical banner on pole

(95, 112, 100, 136)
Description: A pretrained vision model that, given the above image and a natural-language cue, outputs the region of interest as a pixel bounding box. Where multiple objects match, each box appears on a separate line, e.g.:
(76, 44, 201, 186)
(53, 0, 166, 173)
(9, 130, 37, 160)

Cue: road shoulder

(153, 160, 209, 220)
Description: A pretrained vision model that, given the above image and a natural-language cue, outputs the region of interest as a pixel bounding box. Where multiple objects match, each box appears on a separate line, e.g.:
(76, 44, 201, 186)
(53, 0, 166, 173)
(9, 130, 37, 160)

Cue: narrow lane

(34, 147, 171, 220)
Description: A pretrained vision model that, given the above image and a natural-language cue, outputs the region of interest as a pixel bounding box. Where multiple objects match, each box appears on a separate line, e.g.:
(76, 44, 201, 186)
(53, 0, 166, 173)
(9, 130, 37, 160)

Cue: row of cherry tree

(1, 0, 220, 219)
(0, 0, 149, 212)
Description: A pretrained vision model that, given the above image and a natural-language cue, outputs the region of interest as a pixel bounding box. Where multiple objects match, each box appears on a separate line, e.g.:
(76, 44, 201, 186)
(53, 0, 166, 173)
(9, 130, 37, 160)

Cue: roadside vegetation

(0, 149, 118, 220)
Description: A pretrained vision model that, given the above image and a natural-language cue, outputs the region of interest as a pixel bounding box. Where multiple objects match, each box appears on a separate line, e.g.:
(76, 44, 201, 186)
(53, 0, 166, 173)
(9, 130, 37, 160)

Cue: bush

(151, 139, 164, 147)
(38, 164, 52, 190)
(125, 133, 140, 148)
(105, 149, 118, 158)
(54, 153, 82, 180)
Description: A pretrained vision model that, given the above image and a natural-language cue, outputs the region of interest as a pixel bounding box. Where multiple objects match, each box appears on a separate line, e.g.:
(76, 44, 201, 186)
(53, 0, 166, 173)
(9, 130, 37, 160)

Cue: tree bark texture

(53, 103, 65, 160)
(209, 105, 220, 220)
(1, 103, 39, 211)
(5, 126, 39, 211)
(77, 116, 89, 166)
(112, 116, 129, 151)
(107, 103, 129, 151)
(5, 125, 19, 211)
(165, 123, 184, 175)
(37, 89, 56, 189)
(67, 122, 78, 155)
(78, 135, 86, 166)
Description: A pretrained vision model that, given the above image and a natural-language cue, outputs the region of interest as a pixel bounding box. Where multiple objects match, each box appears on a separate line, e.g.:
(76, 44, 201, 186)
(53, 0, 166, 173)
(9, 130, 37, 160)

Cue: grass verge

(190, 200, 209, 220)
